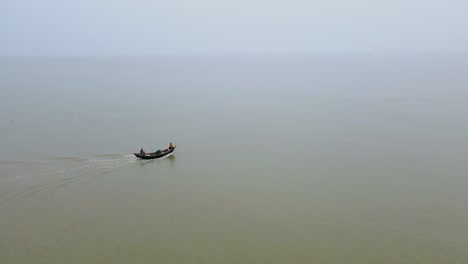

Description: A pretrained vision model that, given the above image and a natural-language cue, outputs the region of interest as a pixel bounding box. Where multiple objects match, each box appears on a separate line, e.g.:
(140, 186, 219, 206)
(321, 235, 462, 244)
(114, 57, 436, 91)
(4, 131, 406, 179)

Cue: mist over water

(1, 54, 467, 263)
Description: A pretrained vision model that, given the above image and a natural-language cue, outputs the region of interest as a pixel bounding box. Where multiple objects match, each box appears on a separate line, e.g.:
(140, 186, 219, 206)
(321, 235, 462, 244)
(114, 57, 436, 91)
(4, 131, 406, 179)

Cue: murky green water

(1, 54, 467, 263)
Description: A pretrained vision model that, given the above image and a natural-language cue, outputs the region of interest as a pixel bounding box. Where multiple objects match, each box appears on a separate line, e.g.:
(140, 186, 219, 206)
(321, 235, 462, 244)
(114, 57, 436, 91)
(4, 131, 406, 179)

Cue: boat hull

(134, 146, 176, 159)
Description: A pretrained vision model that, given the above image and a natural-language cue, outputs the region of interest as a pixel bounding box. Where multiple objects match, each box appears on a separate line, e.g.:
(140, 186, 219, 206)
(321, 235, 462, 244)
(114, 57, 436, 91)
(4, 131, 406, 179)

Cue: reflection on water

(1, 55, 468, 263)
(167, 155, 176, 166)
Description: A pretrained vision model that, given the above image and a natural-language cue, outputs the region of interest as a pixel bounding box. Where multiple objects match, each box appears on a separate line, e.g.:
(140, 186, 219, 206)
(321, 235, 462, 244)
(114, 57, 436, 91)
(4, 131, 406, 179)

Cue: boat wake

(1, 154, 137, 181)
(0, 154, 138, 205)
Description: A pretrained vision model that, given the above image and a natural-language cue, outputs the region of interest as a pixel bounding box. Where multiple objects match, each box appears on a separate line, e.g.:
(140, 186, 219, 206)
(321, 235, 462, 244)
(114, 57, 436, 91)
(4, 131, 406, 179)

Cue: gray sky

(1, 0, 467, 56)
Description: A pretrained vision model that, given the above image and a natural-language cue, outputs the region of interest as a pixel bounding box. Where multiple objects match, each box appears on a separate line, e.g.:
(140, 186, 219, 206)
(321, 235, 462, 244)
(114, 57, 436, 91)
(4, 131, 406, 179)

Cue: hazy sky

(1, 0, 467, 56)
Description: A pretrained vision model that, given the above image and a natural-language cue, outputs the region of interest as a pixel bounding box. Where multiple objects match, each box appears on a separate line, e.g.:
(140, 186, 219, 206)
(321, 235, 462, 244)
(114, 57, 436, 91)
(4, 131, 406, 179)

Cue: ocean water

(1, 54, 467, 263)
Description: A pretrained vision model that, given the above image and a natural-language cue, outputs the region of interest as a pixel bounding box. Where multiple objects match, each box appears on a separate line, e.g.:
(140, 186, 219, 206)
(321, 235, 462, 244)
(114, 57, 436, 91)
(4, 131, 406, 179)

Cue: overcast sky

(1, 0, 467, 56)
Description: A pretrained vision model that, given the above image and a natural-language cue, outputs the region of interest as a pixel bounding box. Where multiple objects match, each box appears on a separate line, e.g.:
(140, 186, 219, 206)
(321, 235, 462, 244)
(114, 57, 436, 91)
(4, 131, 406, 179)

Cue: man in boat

(140, 148, 145, 155)
(169, 142, 174, 150)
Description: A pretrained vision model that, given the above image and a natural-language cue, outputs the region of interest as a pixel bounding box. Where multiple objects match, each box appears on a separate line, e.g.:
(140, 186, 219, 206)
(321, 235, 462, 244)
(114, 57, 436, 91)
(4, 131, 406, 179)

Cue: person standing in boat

(169, 142, 174, 150)
(140, 148, 145, 155)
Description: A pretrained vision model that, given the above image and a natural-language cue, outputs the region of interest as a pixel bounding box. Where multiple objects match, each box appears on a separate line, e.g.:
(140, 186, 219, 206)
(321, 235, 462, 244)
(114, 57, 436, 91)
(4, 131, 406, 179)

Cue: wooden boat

(134, 146, 176, 159)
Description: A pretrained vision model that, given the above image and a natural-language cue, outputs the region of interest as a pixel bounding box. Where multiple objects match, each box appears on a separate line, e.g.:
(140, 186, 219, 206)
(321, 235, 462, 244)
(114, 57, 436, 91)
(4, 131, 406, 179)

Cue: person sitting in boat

(140, 148, 145, 155)
(169, 142, 174, 150)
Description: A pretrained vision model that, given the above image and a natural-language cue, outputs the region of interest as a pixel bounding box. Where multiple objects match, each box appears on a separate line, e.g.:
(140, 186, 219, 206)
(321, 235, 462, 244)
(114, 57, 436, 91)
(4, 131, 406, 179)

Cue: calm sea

(1, 54, 467, 263)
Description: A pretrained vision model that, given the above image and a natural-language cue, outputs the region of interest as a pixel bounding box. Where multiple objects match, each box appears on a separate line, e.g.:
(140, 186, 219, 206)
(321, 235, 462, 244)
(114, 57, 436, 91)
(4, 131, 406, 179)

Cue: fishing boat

(134, 146, 176, 159)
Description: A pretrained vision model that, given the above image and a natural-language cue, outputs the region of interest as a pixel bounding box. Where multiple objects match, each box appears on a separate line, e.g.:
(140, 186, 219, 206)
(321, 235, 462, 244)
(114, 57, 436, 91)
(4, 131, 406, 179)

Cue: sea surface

(1, 54, 467, 263)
